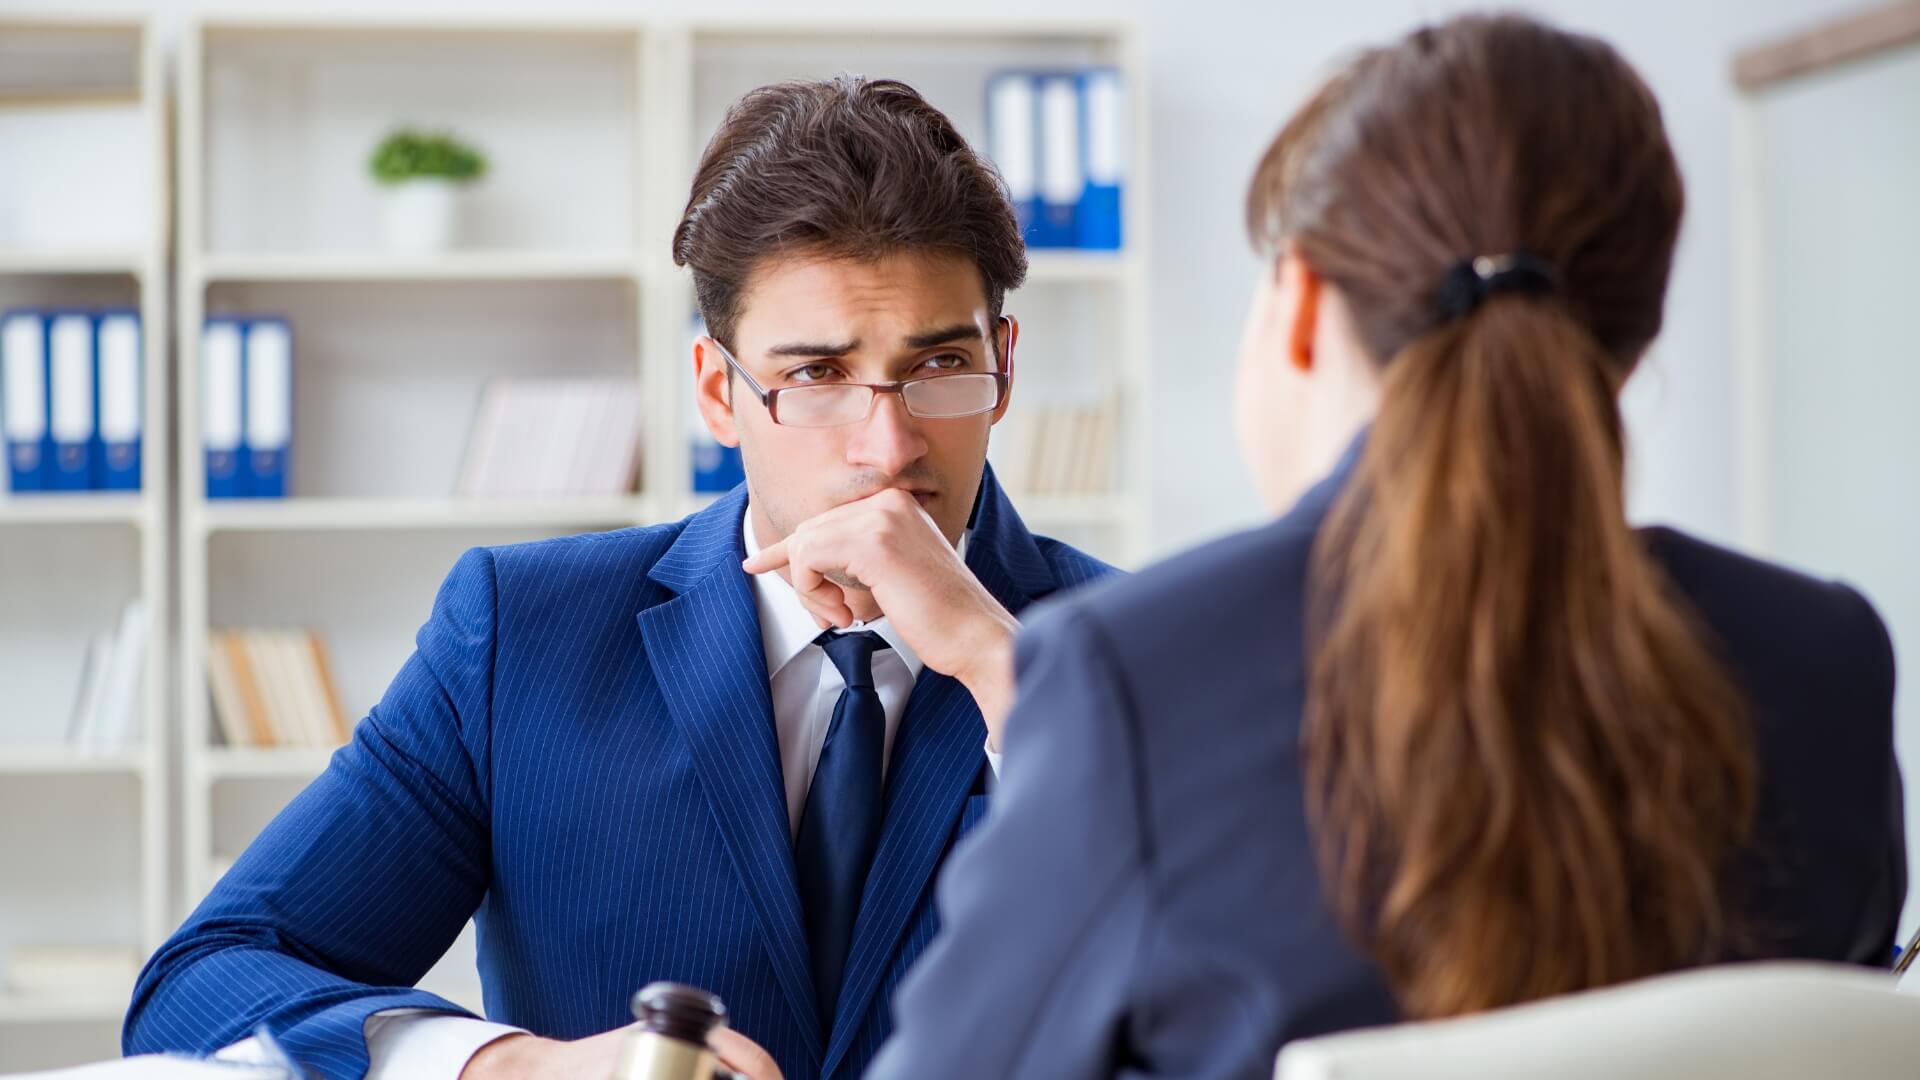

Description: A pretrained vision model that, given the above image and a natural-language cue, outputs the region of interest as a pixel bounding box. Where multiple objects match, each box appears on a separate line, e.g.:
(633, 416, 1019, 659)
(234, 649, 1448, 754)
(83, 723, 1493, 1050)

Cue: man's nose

(844, 391, 928, 476)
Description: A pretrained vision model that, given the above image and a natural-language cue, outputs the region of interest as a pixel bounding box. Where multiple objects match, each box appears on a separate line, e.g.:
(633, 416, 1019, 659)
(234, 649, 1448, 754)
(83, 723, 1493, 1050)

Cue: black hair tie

(1436, 252, 1558, 320)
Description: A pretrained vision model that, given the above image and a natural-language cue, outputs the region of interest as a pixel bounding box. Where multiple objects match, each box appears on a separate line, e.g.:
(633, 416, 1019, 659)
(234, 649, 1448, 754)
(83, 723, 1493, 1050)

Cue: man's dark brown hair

(672, 75, 1027, 352)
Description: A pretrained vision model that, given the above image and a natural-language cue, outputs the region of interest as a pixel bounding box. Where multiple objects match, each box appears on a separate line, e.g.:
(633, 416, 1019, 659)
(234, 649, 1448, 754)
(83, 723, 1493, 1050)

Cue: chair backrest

(1275, 962, 1920, 1080)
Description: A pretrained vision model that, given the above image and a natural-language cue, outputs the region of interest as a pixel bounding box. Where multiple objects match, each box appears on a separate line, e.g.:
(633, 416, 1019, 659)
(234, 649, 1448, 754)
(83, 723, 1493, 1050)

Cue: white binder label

(1039, 76, 1084, 206)
(99, 315, 142, 443)
(202, 322, 244, 452)
(2, 314, 46, 441)
(988, 75, 1037, 200)
(245, 321, 293, 450)
(1085, 71, 1125, 185)
(50, 314, 95, 443)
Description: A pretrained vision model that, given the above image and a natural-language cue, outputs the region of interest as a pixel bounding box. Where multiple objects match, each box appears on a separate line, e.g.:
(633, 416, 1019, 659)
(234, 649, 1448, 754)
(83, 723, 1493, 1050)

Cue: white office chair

(1275, 962, 1920, 1080)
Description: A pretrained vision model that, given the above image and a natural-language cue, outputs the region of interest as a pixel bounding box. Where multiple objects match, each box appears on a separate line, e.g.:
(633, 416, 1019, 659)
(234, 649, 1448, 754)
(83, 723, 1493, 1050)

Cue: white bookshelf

(167, 10, 1147, 1039)
(174, 15, 659, 1023)
(0, 14, 170, 1067)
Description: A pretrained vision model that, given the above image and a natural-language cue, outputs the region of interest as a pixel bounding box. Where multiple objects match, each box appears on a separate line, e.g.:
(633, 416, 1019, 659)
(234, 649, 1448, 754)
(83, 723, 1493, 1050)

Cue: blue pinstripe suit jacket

(123, 470, 1116, 1080)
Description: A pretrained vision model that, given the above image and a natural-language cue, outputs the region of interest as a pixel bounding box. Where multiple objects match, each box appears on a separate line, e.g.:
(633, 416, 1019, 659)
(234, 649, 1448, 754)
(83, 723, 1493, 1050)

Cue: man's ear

(1285, 252, 1322, 374)
(989, 315, 1018, 425)
(693, 336, 742, 448)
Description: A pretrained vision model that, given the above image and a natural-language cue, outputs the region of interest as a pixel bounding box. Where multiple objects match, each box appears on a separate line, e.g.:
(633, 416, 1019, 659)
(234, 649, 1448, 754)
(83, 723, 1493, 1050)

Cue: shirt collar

(741, 500, 968, 682)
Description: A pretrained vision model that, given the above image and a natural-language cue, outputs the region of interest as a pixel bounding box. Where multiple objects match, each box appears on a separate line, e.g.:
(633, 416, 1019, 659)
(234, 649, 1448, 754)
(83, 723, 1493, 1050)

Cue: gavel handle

(1895, 922, 1920, 977)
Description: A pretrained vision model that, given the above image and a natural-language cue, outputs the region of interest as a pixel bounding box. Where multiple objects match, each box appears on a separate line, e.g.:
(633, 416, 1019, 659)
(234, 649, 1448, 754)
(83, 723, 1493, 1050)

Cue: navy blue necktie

(795, 629, 890, 1034)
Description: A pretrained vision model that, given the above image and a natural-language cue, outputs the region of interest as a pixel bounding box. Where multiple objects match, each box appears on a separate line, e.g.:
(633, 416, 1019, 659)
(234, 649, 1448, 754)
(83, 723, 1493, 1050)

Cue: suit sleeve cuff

(363, 1008, 529, 1080)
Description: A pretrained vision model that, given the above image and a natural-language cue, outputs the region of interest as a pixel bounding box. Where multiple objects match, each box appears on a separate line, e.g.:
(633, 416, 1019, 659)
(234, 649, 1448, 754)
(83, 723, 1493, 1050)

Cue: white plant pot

(381, 178, 461, 253)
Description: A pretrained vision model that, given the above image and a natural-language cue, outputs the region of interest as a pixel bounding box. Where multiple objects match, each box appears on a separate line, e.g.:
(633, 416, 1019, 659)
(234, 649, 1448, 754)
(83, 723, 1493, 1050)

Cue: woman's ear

(1285, 251, 1322, 373)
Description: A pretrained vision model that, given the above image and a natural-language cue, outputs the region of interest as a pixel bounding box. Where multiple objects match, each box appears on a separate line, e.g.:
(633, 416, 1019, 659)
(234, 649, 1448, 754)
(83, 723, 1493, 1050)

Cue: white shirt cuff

(364, 1008, 528, 1080)
(984, 738, 1003, 781)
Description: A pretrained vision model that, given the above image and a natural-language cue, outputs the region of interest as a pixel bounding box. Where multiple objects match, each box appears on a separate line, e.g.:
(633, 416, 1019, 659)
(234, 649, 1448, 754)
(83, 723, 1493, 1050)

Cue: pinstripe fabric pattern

(124, 465, 1116, 1080)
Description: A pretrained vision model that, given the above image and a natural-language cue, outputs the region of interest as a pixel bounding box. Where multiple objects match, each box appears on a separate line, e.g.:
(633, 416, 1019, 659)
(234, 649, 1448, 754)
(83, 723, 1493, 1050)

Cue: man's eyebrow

(762, 323, 984, 358)
(904, 323, 985, 349)
(765, 339, 860, 358)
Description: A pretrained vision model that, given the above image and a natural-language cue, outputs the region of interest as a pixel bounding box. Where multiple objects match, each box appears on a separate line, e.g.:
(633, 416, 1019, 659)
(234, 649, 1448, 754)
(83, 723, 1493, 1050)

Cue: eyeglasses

(705, 316, 1015, 429)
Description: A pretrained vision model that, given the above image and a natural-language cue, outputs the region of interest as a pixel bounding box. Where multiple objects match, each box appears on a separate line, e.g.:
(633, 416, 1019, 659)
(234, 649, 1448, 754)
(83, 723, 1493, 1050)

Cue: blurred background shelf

(173, 18, 666, 1001)
(1025, 250, 1140, 285)
(0, 994, 132, 1025)
(197, 495, 658, 533)
(201, 747, 339, 780)
(0, 17, 170, 1075)
(0, 252, 146, 277)
(0, 495, 150, 526)
(201, 250, 643, 283)
(0, 749, 148, 776)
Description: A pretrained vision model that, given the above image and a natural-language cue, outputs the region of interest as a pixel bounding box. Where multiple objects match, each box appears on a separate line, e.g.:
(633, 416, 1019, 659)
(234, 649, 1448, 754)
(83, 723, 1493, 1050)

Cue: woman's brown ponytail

(1247, 15, 1757, 1019)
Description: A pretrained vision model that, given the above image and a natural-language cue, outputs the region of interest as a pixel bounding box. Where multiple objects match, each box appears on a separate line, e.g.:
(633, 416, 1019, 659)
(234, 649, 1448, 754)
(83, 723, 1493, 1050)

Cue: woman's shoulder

(1640, 527, 1893, 666)
(1044, 511, 1320, 640)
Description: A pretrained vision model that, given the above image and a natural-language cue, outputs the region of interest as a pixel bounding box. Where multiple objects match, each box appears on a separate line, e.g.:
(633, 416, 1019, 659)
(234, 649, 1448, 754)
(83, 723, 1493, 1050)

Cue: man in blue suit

(124, 75, 1114, 1080)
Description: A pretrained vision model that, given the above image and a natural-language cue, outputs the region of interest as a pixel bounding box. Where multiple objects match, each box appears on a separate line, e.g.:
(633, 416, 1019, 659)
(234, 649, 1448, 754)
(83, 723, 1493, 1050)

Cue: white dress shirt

(346, 502, 998, 1077)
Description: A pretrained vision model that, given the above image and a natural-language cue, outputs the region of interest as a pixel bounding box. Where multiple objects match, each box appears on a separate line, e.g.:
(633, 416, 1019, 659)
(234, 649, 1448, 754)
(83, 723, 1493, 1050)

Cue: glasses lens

(902, 374, 1001, 418)
(774, 384, 872, 428)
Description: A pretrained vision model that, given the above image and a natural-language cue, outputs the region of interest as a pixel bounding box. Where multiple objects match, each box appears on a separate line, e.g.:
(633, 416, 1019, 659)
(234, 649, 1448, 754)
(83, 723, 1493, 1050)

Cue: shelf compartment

(199, 22, 643, 257)
(196, 277, 642, 502)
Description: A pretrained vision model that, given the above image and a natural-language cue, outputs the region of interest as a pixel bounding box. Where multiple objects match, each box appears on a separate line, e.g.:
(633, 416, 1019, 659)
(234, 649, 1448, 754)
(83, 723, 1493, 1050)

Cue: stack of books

(204, 628, 350, 749)
(456, 377, 645, 498)
(989, 400, 1119, 497)
(63, 599, 148, 751)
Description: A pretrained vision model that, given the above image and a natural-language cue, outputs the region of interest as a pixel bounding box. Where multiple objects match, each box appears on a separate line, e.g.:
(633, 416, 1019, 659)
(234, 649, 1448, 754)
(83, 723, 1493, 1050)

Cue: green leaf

(368, 128, 489, 185)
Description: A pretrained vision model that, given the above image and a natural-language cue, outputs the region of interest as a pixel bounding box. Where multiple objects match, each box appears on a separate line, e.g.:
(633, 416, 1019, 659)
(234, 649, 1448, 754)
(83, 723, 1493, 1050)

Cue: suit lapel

(821, 466, 1056, 1074)
(636, 488, 823, 1065)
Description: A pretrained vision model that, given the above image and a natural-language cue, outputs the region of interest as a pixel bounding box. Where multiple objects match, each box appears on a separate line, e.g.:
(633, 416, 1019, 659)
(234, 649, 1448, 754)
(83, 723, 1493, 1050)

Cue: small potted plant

(369, 128, 487, 252)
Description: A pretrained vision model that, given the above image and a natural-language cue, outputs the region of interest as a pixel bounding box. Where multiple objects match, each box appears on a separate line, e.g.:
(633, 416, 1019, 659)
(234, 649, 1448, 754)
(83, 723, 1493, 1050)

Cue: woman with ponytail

(871, 13, 1905, 1079)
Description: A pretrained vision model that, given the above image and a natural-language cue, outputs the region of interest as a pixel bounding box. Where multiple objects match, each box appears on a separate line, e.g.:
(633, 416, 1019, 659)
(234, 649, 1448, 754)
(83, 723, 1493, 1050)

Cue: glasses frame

(705, 315, 1016, 429)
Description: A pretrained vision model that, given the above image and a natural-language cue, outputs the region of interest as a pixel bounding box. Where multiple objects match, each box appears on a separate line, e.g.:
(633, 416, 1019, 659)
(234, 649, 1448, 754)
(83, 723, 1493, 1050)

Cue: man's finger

(794, 575, 855, 629)
(741, 538, 789, 575)
(710, 1026, 784, 1080)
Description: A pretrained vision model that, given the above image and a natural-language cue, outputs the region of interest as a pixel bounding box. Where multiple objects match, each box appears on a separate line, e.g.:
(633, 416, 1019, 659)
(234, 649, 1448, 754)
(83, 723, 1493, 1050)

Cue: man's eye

(787, 363, 841, 384)
(921, 354, 970, 372)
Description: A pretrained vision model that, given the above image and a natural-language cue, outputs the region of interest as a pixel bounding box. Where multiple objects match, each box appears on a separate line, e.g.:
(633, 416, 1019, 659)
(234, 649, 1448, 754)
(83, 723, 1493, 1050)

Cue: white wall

(1742, 37, 1920, 939)
(4, 0, 1858, 554)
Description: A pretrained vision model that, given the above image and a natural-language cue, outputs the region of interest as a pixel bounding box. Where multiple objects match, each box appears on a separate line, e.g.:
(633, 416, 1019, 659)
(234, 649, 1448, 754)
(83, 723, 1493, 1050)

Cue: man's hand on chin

(741, 487, 1020, 746)
(461, 1025, 783, 1080)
